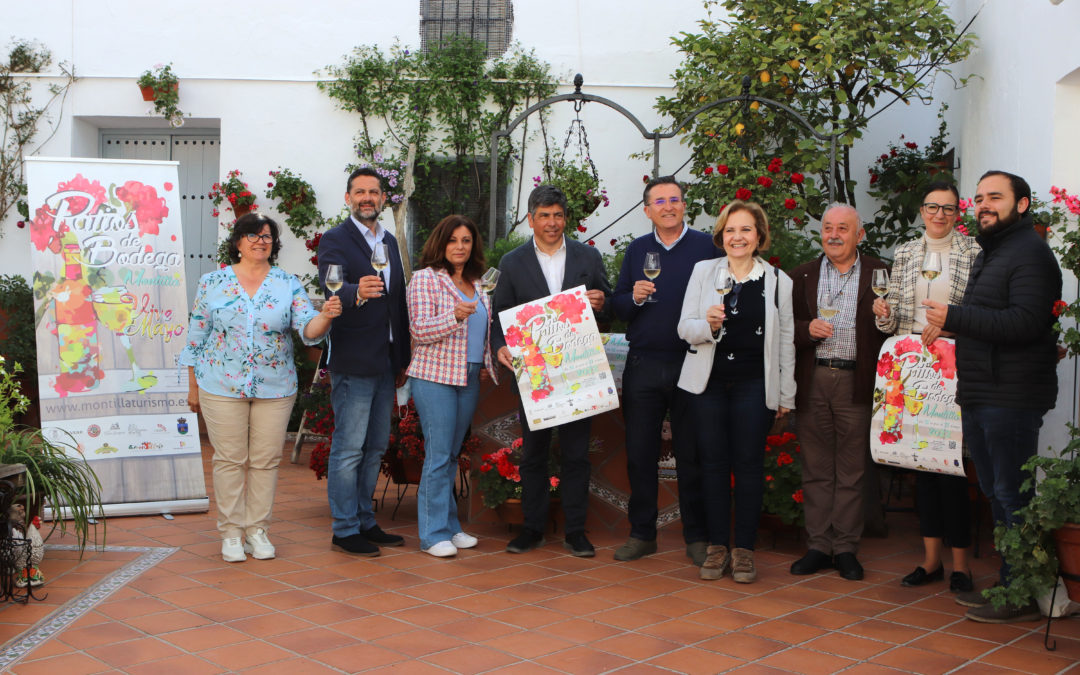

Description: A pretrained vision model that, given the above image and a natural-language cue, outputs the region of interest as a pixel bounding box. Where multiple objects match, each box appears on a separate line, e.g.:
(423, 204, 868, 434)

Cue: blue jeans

(690, 376, 775, 550)
(328, 369, 395, 537)
(622, 353, 706, 543)
(961, 404, 1046, 583)
(412, 364, 481, 549)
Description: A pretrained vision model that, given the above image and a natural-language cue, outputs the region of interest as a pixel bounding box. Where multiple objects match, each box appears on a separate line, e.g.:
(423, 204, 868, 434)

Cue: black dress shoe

(331, 533, 380, 557)
(790, 549, 833, 575)
(901, 565, 944, 587)
(950, 571, 974, 593)
(563, 531, 596, 558)
(506, 528, 545, 553)
(362, 525, 404, 547)
(835, 552, 864, 581)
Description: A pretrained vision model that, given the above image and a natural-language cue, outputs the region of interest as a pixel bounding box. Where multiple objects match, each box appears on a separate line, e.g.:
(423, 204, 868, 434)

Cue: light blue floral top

(178, 266, 321, 398)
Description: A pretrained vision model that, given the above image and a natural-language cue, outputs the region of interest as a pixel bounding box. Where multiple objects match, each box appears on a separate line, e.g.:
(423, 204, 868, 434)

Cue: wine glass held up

(324, 264, 343, 297)
(872, 268, 890, 298)
(480, 267, 500, 295)
(921, 251, 941, 296)
(371, 243, 389, 296)
(643, 252, 661, 303)
(819, 295, 839, 322)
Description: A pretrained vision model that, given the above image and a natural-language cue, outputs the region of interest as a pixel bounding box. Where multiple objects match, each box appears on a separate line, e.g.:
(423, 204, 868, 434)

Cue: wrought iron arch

(488, 74, 839, 243)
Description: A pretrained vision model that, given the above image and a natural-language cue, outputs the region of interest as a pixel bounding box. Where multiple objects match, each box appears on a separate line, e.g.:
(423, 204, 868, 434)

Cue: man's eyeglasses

(921, 202, 958, 216)
(244, 233, 274, 243)
(649, 197, 683, 206)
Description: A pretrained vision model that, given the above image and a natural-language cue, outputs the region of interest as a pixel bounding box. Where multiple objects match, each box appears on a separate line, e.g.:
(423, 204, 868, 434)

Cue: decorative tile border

(0, 544, 178, 670)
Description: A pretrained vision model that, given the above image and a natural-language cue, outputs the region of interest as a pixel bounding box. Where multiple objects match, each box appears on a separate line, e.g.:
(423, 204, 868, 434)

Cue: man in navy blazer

(492, 184, 612, 557)
(317, 167, 411, 557)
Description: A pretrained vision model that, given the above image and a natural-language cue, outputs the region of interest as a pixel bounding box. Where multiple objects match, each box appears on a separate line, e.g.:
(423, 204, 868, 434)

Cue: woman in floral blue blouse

(180, 213, 340, 563)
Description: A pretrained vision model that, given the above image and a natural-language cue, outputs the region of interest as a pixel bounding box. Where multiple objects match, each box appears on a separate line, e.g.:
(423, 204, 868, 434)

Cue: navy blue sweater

(612, 227, 721, 362)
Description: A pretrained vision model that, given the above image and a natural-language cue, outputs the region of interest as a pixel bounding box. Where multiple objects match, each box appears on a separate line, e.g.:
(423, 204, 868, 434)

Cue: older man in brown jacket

(789, 204, 888, 581)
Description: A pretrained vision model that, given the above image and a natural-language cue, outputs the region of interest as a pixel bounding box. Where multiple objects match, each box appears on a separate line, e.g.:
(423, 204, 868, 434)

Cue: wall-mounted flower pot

(139, 85, 155, 101)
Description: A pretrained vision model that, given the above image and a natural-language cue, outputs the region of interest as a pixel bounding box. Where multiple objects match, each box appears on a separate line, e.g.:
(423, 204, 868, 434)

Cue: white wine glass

(921, 251, 942, 296)
(480, 267, 500, 295)
(714, 267, 733, 300)
(872, 268, 890, 298)
(643, 252, 661, 303)
(819, 295, 839, 322)
(324, 264, 343, 297)
(371, 243, 389, 295)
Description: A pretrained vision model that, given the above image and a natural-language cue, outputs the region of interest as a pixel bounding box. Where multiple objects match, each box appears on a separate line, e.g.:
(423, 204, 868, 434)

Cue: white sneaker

(451, 532, 478, 549)
(244, 529, 276, 559)
(222, 536, 246, 562)
(423, 541, 458, 557)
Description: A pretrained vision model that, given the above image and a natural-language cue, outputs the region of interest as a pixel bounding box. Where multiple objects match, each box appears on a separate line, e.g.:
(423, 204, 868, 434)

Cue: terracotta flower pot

(1053, 522, 1080, 602)
(233, 203, 254, 218)
(140, 85, 156, 101)
(495, 497, 525, 525)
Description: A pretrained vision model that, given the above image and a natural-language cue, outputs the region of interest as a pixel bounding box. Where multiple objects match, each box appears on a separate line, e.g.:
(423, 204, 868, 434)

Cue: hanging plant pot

(582, 194, 603, 217)
(233, 203, 254, 218)
(139, 85, 156, 101)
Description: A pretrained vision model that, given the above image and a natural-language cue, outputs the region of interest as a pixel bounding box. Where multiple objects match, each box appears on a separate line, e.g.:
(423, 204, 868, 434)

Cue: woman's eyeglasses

(921, 203, 958, 216)
(244, 233, 274, 243)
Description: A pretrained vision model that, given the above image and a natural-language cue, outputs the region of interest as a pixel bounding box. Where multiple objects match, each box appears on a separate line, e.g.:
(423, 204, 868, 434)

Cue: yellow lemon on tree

(734, 123, 746, 136)
(749, 101, 760, 111)
(792, 23, 803, 31)
(788, 59, 801, 70)
(759, 70, 771, 84)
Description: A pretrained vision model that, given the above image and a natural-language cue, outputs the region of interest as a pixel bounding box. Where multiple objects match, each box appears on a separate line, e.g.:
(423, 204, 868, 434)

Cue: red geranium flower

(704, 166, 713, 175)
(717, 165, 729, 175)
(757, 176, 773, 188)
(790, 172, 804, 184)
(1052, 299, 1068, 317)
(784, 198, 797, 210)
(735, 188, 752, 200)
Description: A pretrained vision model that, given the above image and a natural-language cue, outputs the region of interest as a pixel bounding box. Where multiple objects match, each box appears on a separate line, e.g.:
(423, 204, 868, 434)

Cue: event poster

(870, 335, 965, 476)
(600, 333, 629, 389)
(500, 286, 619, 431)
(26, 158, 197, 463)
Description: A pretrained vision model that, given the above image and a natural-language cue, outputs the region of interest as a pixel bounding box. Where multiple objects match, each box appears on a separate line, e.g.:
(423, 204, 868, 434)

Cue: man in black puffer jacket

(924, 170, 1062, 624)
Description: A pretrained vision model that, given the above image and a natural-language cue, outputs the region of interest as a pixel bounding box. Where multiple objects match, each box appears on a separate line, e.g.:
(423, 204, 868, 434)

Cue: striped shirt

(816, 254, 861, 360)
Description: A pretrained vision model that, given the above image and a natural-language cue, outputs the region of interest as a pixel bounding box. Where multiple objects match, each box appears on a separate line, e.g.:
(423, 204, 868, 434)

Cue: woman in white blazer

(677, 200, 796, 583)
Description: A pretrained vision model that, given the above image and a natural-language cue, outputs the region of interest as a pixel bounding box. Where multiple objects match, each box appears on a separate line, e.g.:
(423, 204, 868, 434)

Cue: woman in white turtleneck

(873, 180, 980, 593)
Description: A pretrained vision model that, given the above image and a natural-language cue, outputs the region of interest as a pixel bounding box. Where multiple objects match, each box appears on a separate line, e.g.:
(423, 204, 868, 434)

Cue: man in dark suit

(789, 203, 887, 581)
(317, 167, 411, 557)
(491, 185, 612, 557)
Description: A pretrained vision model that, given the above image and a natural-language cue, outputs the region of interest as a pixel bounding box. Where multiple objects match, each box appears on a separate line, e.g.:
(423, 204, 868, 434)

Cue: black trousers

(518, 401, 592, 535)
(622, 353, 707, 543)
(915, 470, 972, 548)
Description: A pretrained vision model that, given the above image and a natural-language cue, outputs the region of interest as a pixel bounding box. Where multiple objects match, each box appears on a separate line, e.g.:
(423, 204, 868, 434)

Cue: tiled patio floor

(1, 437, 1078, 674)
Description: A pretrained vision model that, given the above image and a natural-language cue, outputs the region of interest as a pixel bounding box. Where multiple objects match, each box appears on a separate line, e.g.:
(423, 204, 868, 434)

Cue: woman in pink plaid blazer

(407, 215, 498, 557)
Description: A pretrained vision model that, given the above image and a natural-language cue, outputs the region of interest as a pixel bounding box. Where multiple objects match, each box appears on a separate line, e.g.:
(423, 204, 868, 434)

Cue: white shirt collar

(653, 223, 688, 251)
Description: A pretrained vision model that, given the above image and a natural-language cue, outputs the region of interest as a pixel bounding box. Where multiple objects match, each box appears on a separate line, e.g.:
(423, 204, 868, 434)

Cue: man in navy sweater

(611, 176, 721, 564)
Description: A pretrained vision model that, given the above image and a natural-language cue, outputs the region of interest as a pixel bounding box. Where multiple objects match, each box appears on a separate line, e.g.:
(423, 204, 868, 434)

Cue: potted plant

(0, 275, 38, 426)
(136, 63, 184, 127)
(477, 437, 560, 523)
(537, 151, 609, 240)
(985, 185, 1080, 609)
(0, 357, 104, 554)
(760, 431, 805, 527)
(209, 169, 258, 219)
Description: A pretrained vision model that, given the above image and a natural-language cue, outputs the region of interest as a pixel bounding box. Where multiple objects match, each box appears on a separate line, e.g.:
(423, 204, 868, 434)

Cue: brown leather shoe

(699, 545, 730, 580)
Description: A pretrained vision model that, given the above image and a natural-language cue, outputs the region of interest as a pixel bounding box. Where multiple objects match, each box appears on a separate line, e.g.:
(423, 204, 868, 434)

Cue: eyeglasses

(244, 233, 274, 243)
(649, 197, 683, 206)
(922, 202, 958, 216)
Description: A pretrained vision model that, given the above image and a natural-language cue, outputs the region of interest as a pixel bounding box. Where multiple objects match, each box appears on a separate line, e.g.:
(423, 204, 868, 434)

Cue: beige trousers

(199, 389, 296, 539)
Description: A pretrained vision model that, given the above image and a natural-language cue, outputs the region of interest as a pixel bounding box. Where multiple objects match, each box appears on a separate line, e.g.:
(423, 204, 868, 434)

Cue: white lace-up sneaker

(423, 541, 458, 557)
(222, 536, 246, 563)
(451, 532, 478, 549)
(244, 529, 276, 560)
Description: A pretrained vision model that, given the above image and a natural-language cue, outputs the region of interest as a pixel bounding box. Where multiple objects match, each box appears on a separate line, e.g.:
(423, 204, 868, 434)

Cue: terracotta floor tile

(839, 664, 910, 674)
(951, 664, 1017, 674)
(647, 646, 745, 675)
(310, 641, 408, 671)
(287, 600, 372, 626)
(535, 644, 632, 674)
(269, 626, 359, 656)
(158, 624, 250, 651)
(250, 588, 328, 611)
(446, 591, 521, 615)
(157, 585, 233, 608)
(592, 632, 682, 660)
(759, 645, 856, 674)
(226, 612, 317, 638)
(639, 617, 728, 644)
(389, 602, 471, 628)
(977, 643, 1080, 674)
(818, 596, 899, 619)
(330, 614, 415, 640)
(189, 598, 271, 623)
(876, 606, 961, 630)
(9, 651, 110, 675)
(350, 590, 424, 613)
(487, 604, 567, 629)
(802, 632, 893, 659)
(56, 621, 143, 650)
(420, 643, 522, 673)
(740, 618, 827, 645)
(684, 607, 764, 633)
(590, 605, 672, 631)
(199, 639, 295, 670)
(373, 627, 463, 657)
(435, 616, 522, 642)
(941, 617, 1030, 644)
(482, 630, 576, 659)
(125, 609, 212, 634)
(698, 632, 785, 660)
(123, 654, 224, 674)
(240, 657, 342, 674)
(538, 618, 624, 645)
(909, 631, 999, 660)
(85, 636, 184, 668)
(842, 618, 929, 644)
(724, 595, 805, 619)
(871, 645, 967, 674)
